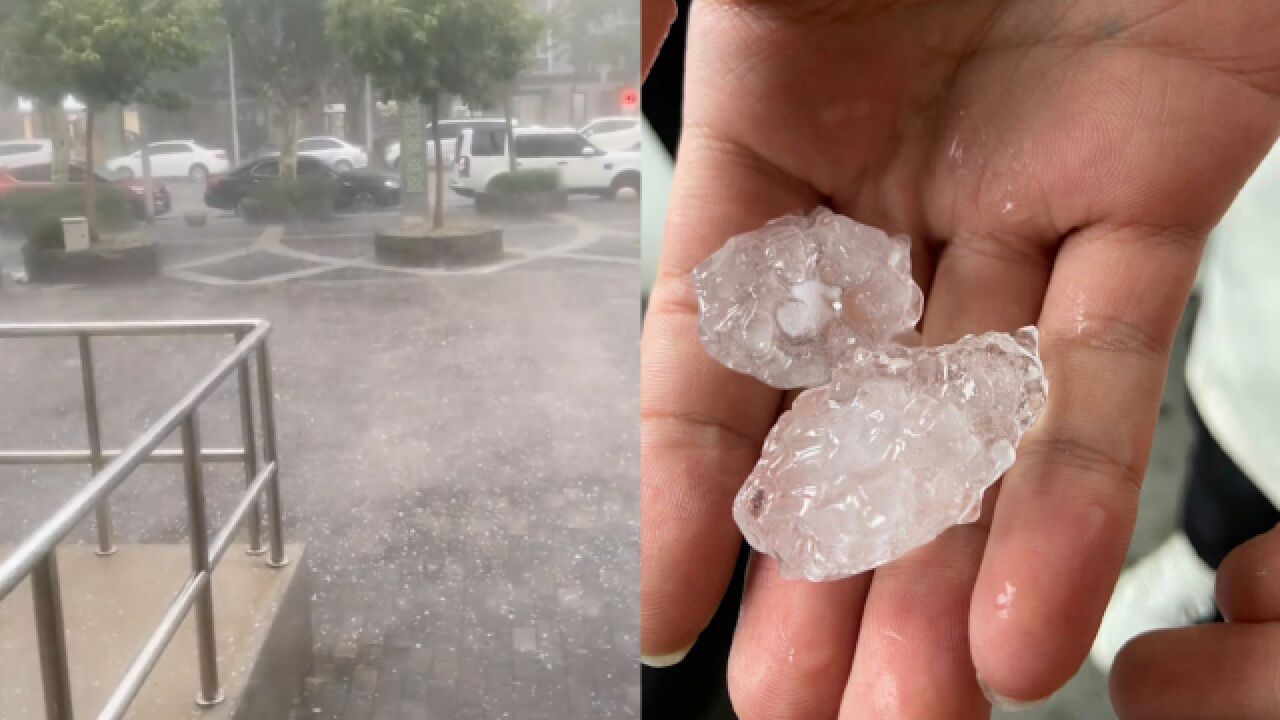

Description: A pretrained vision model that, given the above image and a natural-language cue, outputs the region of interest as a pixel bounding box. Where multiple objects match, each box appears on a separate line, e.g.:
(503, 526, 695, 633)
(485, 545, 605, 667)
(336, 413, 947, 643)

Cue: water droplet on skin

(996, 580, 1016, 619)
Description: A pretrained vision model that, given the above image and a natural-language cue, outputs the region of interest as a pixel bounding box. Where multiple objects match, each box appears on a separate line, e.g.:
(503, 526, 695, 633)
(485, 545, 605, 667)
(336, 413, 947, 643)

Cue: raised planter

(475, 190, 568, 217)
(375, 223, 504, 268)
(22, 233, 160, 284)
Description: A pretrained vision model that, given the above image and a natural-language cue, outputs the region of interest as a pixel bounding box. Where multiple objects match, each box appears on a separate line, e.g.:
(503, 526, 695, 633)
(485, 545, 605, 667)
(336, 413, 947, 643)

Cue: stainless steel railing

(0, 319, 289, 720)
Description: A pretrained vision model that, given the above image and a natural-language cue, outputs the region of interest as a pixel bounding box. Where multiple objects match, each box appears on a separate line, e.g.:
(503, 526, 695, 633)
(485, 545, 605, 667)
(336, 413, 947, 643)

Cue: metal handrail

(0, 319, 289, 720)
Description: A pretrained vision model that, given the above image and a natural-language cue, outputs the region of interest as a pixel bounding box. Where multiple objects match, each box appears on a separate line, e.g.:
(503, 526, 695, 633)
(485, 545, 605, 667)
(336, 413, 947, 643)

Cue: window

(471, 128, 505, 157)
(10, 163, 51, 182)
(472, 122, 510, 137)
(296, 139, 321, 152)
(297, 157, 333, 177)
(544, 133, 588, 157)
(250, 159, 279, 177)
(0, 143, 40, 156)
(587, 120, 633, 135)
(429, 125, 460, 142)
(516, 134, 565, 158)
(150, 142, 186, 156)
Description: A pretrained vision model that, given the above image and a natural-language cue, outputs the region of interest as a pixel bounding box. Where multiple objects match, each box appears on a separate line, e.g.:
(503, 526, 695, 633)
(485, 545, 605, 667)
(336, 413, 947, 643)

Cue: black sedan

(203, 155, 400, 214)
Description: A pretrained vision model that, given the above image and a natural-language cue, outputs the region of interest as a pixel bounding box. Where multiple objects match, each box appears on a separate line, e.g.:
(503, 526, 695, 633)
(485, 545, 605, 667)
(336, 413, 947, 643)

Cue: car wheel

(485, 174, 510, 194)
(334, 159, 353, 173)
(189, 164, 209, 182)
(351, 191, 377, 213)
(236, 198, 257, 222)
(608, 173, 640, 201)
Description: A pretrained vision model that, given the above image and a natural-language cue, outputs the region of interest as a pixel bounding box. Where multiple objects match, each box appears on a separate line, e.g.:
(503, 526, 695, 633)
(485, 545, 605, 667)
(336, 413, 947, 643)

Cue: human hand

(1111, 525, 1280, 720)
(641, 1, 1280, 717)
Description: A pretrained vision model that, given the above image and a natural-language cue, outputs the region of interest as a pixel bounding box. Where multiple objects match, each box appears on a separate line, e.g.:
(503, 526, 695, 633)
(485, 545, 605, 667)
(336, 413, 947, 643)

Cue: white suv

(0, 138, 53, 168)
(385, 118, 514, 170)
(106, 140, 229, 181)
(297, 136, 368, 171)
(451, 127, 640, 199)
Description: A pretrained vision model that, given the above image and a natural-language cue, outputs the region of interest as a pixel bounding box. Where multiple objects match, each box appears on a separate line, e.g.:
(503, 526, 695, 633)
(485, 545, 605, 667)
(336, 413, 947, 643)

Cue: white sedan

(106, 140, 229, 181)
(296, 136, 368, 171)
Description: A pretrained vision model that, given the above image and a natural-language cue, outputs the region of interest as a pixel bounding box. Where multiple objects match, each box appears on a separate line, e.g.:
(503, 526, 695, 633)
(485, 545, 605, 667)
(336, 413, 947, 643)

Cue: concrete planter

(22, 234, 160, 284)
(375, 223, 504, 268)
(475, 190, 568, 217)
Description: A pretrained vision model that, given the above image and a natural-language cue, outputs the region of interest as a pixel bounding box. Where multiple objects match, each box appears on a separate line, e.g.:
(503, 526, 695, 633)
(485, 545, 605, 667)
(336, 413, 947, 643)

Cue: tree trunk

(84, 109, 98, 242)
(42, 101, 71, 185)
(430, 98, 444, 230)
(343, 77, 365, 145)
(139, 111, 155, 221)
(279, 103, 299, 181)
(567, 74, 577, 125)
(503, 92, 518, 175)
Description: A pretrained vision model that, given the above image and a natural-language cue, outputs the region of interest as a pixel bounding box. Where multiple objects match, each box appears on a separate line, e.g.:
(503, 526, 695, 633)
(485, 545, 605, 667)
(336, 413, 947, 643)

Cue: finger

(1216, 523, 1280, 623)
(1111, 622, 1280, 720)
(642, 0, 677, 80)
(727, 554, 869, 720)
(840, 525, 991, 720)
(836, 235, 1050, 719)
(971, 225, 1204, 702)
(642, 123, 821, 659)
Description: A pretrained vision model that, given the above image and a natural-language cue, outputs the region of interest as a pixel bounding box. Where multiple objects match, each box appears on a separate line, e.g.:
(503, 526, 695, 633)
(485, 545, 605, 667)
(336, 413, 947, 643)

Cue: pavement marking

(159, 212, 638, 286)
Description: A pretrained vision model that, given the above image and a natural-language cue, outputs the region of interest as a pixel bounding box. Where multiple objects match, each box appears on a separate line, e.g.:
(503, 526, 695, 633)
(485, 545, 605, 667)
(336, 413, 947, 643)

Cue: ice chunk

(692, 207, 923, 389)
(733, 327, 1048, 581)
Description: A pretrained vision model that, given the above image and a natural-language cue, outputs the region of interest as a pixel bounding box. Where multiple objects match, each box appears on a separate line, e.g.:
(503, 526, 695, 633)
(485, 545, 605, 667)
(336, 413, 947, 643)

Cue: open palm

(643, 1, 1280, 717)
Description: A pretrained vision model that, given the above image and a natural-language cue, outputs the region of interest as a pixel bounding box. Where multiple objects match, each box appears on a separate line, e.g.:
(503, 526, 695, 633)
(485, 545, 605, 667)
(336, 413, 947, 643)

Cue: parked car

(203, 155, 400, 215)
(579, 116, 641, 153)
(0, 138, 53, 169)
(296, 136, 368, 171)
(106, 140, 229, 182)
(0, 161, 171, 219)
(451, 127, 640, 199)
(385, 118, 515, 170)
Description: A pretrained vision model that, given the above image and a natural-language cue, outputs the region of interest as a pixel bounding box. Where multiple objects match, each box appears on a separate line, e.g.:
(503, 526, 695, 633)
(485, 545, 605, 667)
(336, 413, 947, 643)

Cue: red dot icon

(620, 87, 639, 110)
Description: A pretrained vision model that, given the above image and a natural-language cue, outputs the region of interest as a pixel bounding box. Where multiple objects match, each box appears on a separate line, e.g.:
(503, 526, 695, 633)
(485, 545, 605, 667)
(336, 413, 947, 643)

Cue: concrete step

(0, 543, 311, 719)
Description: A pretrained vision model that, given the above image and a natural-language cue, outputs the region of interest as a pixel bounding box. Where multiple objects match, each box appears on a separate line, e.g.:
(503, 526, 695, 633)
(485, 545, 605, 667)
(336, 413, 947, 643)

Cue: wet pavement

(0, 199, 640, 718)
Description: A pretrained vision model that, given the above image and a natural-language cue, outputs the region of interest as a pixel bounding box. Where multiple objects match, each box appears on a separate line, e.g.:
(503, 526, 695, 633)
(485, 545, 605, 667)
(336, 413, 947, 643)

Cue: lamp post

(228, 34, 241, 166)
(364, 75, 374, 157)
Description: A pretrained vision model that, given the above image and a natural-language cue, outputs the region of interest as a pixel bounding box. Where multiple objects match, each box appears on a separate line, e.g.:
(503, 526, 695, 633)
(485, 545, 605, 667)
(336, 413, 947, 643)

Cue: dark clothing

(1183, 400, 1280, 569)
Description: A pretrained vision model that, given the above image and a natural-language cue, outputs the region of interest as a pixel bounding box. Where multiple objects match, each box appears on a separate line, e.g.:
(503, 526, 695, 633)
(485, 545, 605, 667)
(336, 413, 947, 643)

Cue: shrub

(243, 177, 336, 223)
(487, 169, 561, 194)
(0, 186, 137, 250)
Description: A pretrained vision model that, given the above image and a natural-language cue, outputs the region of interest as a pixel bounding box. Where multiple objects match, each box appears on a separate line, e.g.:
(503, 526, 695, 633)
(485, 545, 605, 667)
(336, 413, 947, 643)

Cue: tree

(327, 0, 434, 229)
(223, 0, 331, 180)
(451, 0, 540, 176)
(0, 0, 213, 237)
(0, 3, 71, 183)
(330, 0, 542, 228)
(328, 0, 443, 227)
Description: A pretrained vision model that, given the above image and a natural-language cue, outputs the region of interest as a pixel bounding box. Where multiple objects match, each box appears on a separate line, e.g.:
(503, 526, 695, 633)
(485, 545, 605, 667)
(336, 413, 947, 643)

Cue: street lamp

(228, 34, 241, 167)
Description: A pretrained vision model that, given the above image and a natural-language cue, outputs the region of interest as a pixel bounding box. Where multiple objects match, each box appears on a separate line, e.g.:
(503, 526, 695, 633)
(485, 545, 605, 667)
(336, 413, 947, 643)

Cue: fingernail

(641, 642, 694, 668)
(977, 675, 1050, 711)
